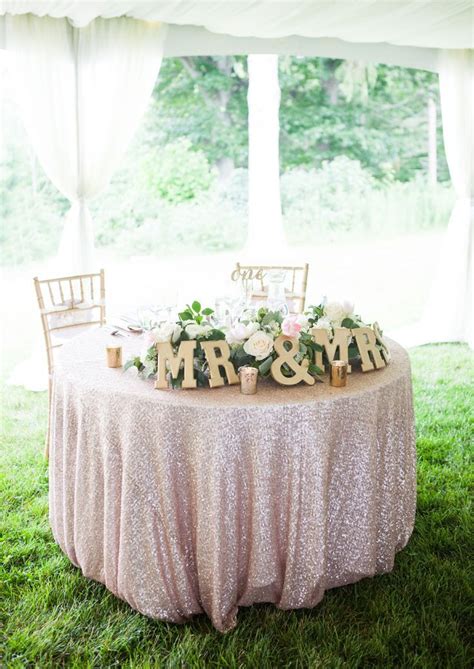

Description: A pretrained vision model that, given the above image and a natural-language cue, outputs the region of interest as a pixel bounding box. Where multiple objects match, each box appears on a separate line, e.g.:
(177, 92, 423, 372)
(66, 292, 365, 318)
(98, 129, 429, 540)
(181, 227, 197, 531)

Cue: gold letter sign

(270, 336, 315, 386)
(155, 340, 197, 389)
(311, 327, 352, 372)
(199, 341, 239, 388)
(351, 327, 386, 372)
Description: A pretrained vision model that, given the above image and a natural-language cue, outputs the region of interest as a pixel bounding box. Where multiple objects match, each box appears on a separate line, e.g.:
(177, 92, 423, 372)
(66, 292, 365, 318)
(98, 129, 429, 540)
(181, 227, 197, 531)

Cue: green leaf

(179, 310, 193, 321)
(206, 329, 226, 340)
(342, 318, 358, 329)
(262, 311, 282, 326)
(196, 369, 209, 387)
(309, 363, 324, 376)
(348, 344, 359, 359)
(258, 355, 273, 376)
(202, 307, 214, 316)
(123, 359, 138, 372)
(192, 300, 201, 313)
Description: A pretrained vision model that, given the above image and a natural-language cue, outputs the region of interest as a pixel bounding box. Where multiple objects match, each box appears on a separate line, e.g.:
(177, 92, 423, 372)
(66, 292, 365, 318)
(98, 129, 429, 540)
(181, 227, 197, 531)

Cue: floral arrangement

(225, 308, 323, 380)
(305, 298, 370, 361)
(125, 298, 379, 388)
(125, 301, 226, 388)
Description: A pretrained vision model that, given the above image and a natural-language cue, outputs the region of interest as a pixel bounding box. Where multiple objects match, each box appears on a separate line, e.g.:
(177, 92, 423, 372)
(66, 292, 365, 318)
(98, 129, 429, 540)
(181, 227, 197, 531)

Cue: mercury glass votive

(106, 345, 122, 368)
(239, 366, 258, 395)
(330, 360, 348, 387)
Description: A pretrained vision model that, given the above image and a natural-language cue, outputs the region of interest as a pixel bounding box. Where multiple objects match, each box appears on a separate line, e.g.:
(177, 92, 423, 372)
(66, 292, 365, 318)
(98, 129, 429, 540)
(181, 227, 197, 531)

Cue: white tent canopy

(1, 0, 473, 48)
(1, 1, 473, 70)
(0, 1, 472, 346)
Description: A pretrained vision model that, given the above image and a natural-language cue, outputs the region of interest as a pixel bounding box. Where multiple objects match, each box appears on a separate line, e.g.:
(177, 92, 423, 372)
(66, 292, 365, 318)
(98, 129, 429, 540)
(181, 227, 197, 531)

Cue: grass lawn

(1, 344, 473, 668)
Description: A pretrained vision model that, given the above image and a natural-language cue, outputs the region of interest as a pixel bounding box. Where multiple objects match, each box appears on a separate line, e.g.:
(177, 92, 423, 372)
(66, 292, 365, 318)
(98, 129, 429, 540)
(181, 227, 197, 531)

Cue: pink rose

(281, 315, 302, 338)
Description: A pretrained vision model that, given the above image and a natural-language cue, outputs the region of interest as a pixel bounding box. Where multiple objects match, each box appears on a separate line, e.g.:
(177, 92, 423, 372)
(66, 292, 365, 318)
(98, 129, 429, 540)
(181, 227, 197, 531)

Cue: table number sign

(231, 265, 266, 282)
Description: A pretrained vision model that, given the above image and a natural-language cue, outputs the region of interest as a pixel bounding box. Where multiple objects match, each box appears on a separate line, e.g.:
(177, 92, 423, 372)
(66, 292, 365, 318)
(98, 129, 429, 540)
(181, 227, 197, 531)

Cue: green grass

(1, 344, 473, 668)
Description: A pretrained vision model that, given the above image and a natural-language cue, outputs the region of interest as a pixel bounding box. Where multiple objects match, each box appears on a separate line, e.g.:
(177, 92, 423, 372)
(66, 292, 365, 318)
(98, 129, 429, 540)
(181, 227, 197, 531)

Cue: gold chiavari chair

(33, 269, 106, 459)
(232, 263, 309, 313)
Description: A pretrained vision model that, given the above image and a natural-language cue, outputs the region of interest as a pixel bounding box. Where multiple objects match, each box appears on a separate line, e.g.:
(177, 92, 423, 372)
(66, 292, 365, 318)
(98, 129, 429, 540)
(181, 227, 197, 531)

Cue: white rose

(172, 325, 183, 343)
(314, 317, 332, 331)
(243, 331, 274, 361)
(226, 321, 259, 345)
(324, 301, 346, 326)
(240, 308, 257, 321)
(341, 299, 355, 318)
(153, 322, 176, 343)
(185, 323, 212, 339)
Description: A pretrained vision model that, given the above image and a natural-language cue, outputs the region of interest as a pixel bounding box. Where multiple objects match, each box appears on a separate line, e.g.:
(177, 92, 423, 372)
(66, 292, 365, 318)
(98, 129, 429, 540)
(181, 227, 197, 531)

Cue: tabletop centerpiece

(124, 297, 390, 390)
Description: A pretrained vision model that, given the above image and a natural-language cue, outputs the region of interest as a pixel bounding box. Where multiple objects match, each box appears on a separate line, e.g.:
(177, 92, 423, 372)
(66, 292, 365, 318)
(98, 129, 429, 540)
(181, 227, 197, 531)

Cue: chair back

(33, 269, 106, 375)
(232, 263, 309, 313)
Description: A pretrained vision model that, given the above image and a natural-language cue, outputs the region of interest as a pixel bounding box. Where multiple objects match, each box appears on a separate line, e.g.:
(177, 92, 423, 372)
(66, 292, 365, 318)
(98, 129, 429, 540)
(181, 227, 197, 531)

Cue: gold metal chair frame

(233, 262, 309, 313)
(33, 269, 106, 458)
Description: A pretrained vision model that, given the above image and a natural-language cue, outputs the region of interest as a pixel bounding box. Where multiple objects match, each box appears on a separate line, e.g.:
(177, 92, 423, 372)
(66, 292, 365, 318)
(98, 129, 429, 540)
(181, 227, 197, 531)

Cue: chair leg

(44, 377, 52, 460)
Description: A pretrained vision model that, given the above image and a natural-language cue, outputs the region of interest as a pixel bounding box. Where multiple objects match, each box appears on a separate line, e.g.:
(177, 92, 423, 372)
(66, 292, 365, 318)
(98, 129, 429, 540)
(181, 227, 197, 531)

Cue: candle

(330, 360, 347, 387)
(106, 345, 122, 368)
(239, 366, 258, 395)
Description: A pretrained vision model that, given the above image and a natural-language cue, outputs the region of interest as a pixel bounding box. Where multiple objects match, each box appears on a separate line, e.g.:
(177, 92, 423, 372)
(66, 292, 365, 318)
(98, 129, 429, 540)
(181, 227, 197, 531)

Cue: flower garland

(125, 298, 379, 388)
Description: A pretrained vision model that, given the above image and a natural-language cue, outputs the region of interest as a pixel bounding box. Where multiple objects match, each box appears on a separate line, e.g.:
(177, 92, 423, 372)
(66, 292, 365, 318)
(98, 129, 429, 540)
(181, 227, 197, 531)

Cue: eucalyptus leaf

(123, 359, 137, 372)
(258, 355, 273, 376)
(262, 311, 282, 326)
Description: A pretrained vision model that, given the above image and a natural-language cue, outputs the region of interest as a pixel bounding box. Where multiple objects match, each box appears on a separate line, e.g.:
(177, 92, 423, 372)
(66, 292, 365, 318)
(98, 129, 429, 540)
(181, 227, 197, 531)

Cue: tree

(145, 55, 447, 185)
(146, 56, 249, 185)
(279, 57, 447, 181)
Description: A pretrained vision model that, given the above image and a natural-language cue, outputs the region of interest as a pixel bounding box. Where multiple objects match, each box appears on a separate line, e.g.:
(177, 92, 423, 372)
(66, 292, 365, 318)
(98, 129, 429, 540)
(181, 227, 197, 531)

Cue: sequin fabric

(49, 330, 416, 632)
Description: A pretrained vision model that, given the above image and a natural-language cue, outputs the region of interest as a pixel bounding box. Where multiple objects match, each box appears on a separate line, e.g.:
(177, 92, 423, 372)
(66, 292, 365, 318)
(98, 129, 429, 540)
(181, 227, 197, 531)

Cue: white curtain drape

(4, 14, 166, 272)
(421, 50, 473, 346)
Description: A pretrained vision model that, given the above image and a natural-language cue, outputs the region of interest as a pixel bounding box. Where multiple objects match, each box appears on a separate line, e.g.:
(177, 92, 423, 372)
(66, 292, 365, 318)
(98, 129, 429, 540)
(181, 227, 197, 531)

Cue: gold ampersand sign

(270, 335, 315, 386)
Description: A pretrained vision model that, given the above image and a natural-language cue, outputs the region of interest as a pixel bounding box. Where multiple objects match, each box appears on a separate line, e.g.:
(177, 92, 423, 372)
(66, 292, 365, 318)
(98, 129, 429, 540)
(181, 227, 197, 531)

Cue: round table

(50, 330, 416, 632)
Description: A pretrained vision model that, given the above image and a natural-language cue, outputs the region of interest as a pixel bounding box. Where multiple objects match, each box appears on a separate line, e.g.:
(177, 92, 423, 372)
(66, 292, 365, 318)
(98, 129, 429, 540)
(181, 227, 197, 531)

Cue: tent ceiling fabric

(0, 1, 472, 49)
(163, 26, 439, 71)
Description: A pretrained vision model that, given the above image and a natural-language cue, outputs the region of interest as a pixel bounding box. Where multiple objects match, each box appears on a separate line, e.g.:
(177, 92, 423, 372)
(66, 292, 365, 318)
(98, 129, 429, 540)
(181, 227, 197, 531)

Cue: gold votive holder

(106, 345, 122, 368)
(330, 360, 347, 387)
(239, 366, 258, 395)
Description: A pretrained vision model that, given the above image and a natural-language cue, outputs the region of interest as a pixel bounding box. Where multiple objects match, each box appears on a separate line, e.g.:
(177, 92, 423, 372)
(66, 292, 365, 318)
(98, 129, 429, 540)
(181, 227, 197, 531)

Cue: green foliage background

(1, 56, 453, 265)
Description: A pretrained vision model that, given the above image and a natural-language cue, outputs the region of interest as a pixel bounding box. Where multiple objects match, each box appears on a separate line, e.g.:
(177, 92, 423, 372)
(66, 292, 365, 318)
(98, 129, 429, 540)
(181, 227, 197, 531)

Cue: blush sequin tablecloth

(50, 330, 416, 631)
